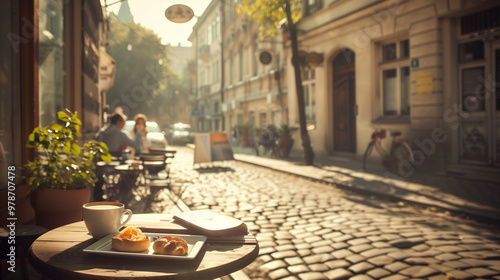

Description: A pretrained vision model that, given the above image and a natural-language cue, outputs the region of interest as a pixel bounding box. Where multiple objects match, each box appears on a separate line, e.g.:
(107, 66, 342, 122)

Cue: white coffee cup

(82, 202, 133, 239)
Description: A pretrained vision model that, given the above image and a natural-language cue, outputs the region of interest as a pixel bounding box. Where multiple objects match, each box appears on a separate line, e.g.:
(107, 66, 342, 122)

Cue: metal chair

(137, 153, 172, 212)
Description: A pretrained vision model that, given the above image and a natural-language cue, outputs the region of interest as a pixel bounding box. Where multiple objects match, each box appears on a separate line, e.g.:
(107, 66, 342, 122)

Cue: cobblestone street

(158, 147, 500, 280)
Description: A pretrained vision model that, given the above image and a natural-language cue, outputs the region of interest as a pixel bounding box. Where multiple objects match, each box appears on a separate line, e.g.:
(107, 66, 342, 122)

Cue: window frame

(458, 38, 489, 118)
(377, 37, 411, 120)
(302, 68, 316, 123)
(259, 112, 267, 129)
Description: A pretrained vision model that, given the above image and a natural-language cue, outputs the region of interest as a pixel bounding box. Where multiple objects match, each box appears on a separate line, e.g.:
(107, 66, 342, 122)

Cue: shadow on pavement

(195, 167, 235, 174)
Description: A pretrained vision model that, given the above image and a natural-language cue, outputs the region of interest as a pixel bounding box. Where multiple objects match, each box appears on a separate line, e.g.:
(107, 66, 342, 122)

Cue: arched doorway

(332, 49, 356, 153)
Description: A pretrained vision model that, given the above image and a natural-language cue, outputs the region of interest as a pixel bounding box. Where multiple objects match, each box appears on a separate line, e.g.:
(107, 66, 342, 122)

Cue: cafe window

(379, 38, 410, 116)
(302, 69, 316, 123)
(0, 0, 22, 188)
(39, 0, 65, 127)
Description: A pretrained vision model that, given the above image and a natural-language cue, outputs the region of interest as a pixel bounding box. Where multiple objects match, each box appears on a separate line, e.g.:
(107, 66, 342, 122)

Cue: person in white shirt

(128, 114, 151, 155)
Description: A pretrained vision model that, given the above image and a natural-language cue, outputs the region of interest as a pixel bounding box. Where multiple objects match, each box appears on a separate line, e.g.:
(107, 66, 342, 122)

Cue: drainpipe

(220, 0, 225, 131)
(275, 53, 285, 125)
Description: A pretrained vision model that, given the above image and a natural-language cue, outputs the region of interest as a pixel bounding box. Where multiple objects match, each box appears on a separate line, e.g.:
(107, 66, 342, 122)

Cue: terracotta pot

(30, 187, 91, 230)
(279, 137, 294, 158)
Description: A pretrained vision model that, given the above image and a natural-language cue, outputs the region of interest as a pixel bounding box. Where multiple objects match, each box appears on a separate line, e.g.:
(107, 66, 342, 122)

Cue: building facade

(190, 0, 288, 140)
(189, 0, 224, 133)
(286, 0, 499, 180)
(0, 0, 110, 225)
(223, 1, 289, 139)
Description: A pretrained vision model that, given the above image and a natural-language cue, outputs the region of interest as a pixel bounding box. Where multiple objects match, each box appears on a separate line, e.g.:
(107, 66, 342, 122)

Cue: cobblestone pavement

(157, 147, 500, 280)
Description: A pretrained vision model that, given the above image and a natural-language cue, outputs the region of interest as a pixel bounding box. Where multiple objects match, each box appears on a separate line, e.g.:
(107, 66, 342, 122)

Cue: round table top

(29, 214, 259, 279)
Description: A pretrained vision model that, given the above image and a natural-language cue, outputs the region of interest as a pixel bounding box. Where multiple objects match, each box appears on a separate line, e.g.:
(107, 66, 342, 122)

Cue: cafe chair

(95, 160, 121, 201)
(137, 153, 171, 212)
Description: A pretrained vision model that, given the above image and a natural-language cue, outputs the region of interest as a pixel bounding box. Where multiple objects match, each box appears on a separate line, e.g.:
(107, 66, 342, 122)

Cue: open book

(173, 210, 248, 237)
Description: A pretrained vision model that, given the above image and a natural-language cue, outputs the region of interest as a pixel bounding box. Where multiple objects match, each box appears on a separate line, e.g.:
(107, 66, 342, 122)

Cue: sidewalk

(232, 147, 500, 225)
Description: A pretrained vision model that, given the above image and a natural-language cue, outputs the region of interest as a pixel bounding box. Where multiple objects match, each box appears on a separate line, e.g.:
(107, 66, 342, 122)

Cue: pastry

(111, 226, 150, 252)
(153, 236, 189, 256)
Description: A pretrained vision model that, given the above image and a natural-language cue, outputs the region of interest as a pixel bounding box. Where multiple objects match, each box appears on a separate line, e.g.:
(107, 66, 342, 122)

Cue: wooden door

(458, 39, 500, 166)
(333, 51, 356, 153)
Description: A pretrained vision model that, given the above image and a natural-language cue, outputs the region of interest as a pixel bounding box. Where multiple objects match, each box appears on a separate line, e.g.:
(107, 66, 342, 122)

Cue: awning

(99, 47, 116, 92)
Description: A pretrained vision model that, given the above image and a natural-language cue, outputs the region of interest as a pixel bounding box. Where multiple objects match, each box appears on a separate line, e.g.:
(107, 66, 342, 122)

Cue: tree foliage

(106, 16, 170, 119)
(237, 0, 301, 38)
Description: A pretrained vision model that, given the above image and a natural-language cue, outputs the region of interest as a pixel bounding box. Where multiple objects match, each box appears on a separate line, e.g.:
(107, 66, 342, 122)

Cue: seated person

(127, 114, 151, 155)
(94, 112, 145, 202)
(97, 112, 145, 157)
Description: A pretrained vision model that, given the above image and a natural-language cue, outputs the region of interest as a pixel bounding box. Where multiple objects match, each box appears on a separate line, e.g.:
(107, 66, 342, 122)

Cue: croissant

(153, 236, 189, 256)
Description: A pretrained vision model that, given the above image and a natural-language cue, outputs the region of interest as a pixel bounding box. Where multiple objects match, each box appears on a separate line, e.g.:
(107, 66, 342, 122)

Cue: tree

(154, 65, 192, 125)
(106, 15, 170, 119)
(237, 0, 315, 165)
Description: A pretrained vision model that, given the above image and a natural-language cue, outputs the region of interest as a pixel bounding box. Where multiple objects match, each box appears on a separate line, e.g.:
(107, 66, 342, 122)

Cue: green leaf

(63, 142, 71, 154)
(58, 111, 70, 122)
(72, 143, 81, 155)
(71, 116, 82, 125)
(51, 123, 63, 132)
(28, 132, 35, 142)
(101, 153, 112, 162)
(99, 142, 109, 151)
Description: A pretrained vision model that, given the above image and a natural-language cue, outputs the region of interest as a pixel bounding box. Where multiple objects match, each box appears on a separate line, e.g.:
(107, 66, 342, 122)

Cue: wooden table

(28, 214, 259, 279)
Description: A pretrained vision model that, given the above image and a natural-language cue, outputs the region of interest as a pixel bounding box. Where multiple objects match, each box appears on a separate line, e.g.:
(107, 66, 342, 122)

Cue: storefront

(0, 0, 108, 225)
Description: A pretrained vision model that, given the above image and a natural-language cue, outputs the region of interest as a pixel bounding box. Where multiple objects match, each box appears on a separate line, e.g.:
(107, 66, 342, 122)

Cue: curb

(233, 155, 500, 225)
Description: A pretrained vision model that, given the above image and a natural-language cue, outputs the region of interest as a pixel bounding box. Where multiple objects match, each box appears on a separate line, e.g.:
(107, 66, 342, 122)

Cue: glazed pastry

(111, 226, 150, 252)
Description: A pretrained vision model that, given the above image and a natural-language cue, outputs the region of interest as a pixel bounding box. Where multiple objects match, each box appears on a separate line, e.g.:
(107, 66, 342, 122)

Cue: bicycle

(362, 128, 414, 174)
(257, 127, 281, 158)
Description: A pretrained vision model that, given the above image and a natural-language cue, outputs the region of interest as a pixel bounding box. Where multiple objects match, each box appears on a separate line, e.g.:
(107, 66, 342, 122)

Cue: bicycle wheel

(252, 144, 260, 156)
(362, 142, 375, 171)
(391, 142, 413, 174)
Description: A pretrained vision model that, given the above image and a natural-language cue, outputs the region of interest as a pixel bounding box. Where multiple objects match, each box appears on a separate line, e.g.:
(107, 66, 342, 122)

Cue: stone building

(189, 0, 225, 133)
(286, 0, 499, 181)
(189, 0, 288, 138)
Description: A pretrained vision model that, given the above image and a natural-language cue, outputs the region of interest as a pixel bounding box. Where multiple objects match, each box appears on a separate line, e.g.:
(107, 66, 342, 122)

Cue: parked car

(123, 120, 168, 150)
(165, 123, 193, 145)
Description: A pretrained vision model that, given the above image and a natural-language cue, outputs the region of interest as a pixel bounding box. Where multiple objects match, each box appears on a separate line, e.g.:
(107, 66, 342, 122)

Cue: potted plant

(25, 110, 111, 229)
(278, 124, 298, 158)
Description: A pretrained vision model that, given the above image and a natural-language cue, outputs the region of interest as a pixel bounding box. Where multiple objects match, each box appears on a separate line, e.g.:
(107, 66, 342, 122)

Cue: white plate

(83, 233, 207, 260)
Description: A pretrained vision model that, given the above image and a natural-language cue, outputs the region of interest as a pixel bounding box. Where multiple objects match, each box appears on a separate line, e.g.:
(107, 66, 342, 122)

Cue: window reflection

(0, 0, 22, 188)
(39, 0, 65, 127)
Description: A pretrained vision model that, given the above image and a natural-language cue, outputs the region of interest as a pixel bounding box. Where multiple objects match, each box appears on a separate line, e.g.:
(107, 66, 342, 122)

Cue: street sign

(259, 51, 272, 65)
(411, 58, 419, 68)
(165, 4, 194, 23)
